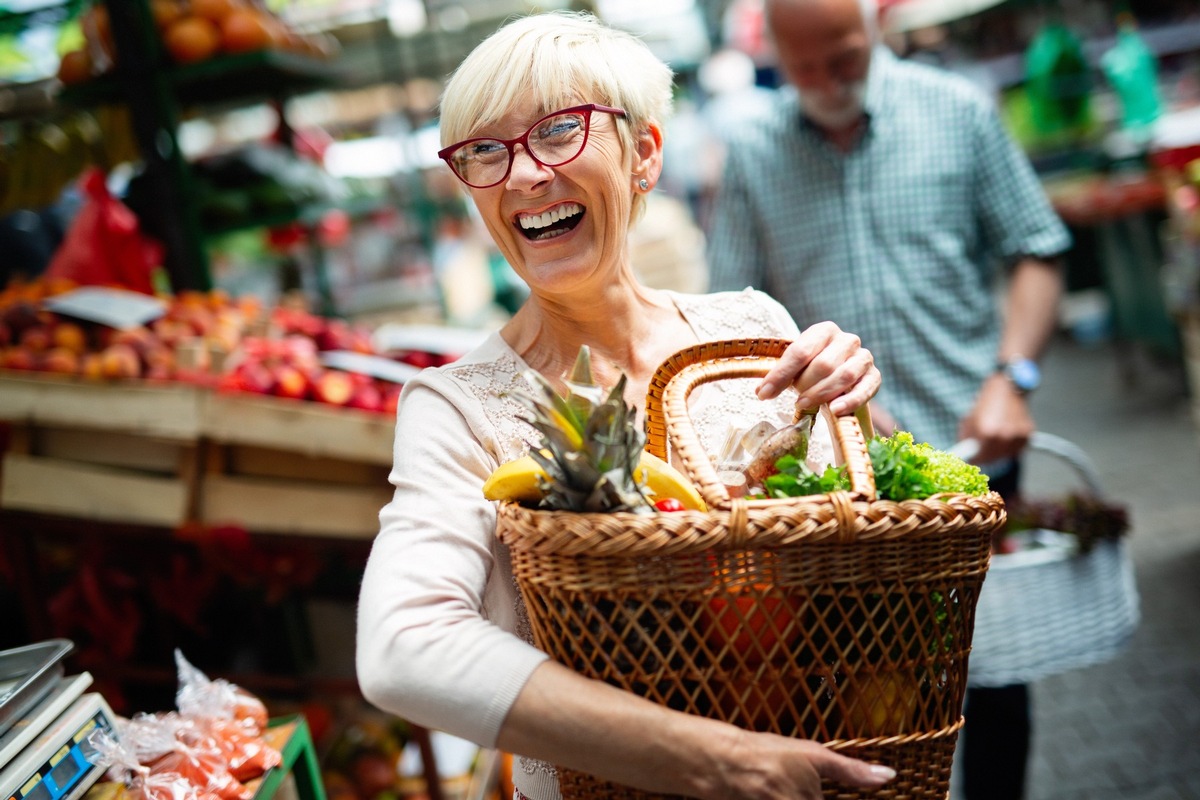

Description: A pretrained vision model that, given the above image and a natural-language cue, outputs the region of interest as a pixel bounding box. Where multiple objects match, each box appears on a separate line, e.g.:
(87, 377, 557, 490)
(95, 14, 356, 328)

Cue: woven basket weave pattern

(496, 339, 1005, 800)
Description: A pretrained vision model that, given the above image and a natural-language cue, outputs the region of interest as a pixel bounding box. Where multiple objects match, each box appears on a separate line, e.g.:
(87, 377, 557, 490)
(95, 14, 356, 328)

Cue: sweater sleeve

(356, 373, 549, 747)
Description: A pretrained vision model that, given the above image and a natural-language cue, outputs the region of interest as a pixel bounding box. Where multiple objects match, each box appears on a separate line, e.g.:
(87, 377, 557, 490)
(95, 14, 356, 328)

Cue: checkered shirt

(706, 48, 1071, 449)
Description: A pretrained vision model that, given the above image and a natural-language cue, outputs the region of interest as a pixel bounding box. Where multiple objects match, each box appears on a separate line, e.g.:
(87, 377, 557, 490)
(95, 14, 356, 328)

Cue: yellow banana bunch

(484, 450, 707, 511)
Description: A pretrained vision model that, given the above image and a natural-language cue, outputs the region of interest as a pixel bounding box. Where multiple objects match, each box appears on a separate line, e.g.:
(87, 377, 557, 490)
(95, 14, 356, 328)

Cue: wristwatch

(998, 357, 1041, 395)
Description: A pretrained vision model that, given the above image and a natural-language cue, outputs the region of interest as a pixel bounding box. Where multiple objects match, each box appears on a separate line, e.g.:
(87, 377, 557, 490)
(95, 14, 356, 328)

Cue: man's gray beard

(798, 83, 867, 130)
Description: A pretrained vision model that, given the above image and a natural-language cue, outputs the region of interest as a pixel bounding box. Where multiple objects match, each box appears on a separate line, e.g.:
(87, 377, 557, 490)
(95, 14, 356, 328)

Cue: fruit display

(58, 0, 339, 85)
(0, 277, 457, 415)
(483, 345, 705, 513)
(0, 279, 258, 384)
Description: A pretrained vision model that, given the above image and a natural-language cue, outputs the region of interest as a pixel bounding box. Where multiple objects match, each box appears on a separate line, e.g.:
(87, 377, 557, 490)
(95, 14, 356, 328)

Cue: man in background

(706, 0, 1071, 796)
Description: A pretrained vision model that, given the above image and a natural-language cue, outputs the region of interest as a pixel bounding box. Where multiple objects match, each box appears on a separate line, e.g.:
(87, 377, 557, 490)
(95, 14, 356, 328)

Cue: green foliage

(870, 431, 990, 500)
(764, 454, 850, 498)
(765, 430, 989, 501)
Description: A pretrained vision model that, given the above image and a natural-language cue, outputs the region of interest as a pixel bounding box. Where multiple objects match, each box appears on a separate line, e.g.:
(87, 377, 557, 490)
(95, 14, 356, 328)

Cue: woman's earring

(639, 178, 649, 191)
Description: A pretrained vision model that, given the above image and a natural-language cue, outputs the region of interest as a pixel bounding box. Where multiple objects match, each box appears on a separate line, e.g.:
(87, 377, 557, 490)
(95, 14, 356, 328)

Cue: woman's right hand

(701, 728, 895, 799)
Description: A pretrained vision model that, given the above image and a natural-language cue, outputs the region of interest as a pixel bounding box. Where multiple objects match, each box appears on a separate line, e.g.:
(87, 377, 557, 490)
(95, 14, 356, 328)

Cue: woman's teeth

(518, 203, 582, 239)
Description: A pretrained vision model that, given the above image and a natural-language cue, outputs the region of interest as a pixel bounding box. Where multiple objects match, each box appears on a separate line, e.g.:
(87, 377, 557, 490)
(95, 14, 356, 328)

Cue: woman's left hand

(755, 321, 880, 416)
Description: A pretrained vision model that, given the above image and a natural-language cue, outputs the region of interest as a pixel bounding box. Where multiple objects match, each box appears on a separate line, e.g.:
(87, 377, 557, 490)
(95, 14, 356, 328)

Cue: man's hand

(958, 372, 1034, 464)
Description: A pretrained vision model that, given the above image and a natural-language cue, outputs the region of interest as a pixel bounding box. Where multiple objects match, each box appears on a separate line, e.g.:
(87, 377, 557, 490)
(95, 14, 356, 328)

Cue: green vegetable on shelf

(762, 430, 990, 501)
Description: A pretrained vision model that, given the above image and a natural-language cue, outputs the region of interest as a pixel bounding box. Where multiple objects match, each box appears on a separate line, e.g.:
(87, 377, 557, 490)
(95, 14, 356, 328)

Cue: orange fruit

(189, 0, 244, 23)
(220, 9, 274, 53)
(163, 15, 221, 64)
(151, 0, 185, 30)
(56, 49, 92, 85)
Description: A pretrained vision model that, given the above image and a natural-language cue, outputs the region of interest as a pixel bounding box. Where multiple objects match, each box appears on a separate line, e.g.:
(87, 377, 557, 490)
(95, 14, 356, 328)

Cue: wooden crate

(197, 393, 395, 538)
(0, 372, 396, 538)
(0, 372, 204, 527)
(201, 393, 393, 465)
(0, 370, 205, 438)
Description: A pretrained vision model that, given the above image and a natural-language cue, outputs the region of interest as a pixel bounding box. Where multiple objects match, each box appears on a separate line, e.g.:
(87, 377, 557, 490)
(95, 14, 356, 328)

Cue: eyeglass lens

(449, 110, 590, 187)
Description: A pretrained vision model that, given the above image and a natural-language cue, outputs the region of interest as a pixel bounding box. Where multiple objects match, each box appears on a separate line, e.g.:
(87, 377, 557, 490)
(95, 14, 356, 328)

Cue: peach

(1, 347, 37, 371)
(80, 353, 105, 381)
(100, 343, 141, 379)
(52, 322, 88, 355)
(41, 347, 81, 375)
(312, 370, 354, 406)
(19, 325, 52, 354)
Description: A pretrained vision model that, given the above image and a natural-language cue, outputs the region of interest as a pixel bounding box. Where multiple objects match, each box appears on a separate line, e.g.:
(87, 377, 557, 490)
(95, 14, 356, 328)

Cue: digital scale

(0, 642, 120, 800)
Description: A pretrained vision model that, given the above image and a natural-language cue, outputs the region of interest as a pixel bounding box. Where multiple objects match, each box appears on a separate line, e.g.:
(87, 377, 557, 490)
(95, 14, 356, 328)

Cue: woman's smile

(514, 201, 585, 241)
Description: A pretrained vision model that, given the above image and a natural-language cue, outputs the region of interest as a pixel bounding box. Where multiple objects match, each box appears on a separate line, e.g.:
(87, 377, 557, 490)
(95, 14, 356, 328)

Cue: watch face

(1007, 359, 1040, 392)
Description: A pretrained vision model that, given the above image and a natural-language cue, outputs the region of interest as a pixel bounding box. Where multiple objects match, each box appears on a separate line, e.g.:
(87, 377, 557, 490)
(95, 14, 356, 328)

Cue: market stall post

(103, 0, 211, 291)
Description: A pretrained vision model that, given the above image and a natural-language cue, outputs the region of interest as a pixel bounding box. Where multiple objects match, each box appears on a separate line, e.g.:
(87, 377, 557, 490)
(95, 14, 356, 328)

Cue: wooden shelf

(58, 49, 343, 111)
(0, 372, 395, 538)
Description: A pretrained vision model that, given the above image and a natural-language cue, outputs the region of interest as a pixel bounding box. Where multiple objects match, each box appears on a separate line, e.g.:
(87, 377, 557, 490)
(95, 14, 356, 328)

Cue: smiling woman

(355, 11, 890, 800)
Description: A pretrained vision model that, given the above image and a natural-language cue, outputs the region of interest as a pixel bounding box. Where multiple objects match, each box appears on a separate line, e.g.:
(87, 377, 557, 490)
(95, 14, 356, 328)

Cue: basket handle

(644, 339, 877, 510)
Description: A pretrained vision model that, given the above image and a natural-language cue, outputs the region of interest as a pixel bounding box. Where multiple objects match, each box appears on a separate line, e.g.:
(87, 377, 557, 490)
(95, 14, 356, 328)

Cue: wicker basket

(968, 432, 1139, 688)
(496, 339, 1006, 799)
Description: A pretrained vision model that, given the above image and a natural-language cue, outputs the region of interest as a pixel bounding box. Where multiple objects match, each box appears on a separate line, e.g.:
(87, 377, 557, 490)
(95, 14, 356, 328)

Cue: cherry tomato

(654, 497, 686, 512)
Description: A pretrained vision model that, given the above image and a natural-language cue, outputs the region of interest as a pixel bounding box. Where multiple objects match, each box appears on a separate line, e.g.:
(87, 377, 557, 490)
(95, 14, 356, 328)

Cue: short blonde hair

(438, 12, 674, 212)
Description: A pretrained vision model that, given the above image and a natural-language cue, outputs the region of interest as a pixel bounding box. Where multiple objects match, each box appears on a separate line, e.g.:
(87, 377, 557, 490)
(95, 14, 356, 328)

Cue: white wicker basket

(967, 432, 1141, 688)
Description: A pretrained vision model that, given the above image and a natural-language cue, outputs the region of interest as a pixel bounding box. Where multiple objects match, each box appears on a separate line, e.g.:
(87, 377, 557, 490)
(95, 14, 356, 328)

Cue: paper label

(319, 350, 421, 384)
(43, 287, 167, 330)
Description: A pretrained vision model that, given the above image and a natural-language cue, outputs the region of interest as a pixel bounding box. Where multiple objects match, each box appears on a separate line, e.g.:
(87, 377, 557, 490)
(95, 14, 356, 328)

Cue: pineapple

(510, 346, 654, 514)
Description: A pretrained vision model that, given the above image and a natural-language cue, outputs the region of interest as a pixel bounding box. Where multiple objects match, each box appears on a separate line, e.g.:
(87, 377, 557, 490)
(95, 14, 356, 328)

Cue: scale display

(1, 688, 117, 800)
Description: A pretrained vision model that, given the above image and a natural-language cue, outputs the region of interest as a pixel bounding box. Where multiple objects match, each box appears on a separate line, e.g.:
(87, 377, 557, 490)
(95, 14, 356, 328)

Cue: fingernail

(756, 381, 776, 399)
(868, 765, 896, 782)
(795, 396, 811, 409)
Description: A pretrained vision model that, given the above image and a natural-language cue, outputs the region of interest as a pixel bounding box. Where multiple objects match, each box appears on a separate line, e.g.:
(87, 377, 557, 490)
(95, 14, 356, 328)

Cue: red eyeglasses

(438, 104, 627, 188)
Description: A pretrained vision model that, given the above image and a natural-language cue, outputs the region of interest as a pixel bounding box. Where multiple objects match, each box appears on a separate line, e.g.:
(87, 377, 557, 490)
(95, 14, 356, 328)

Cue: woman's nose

(506, 144, 553, 188)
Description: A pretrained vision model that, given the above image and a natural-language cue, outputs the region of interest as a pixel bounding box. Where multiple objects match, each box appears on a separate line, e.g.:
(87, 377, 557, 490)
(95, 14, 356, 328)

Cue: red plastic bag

(45, 168, 162, 294)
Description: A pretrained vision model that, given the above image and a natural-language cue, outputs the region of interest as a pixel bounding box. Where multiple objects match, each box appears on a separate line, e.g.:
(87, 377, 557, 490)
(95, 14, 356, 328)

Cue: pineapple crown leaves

(508, 346, 653, 513)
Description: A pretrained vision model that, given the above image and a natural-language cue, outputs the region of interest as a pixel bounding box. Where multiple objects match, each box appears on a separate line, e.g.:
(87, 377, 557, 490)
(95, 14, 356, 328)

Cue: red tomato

(703, 591, 803, 666)
(654, 497, 686, 512)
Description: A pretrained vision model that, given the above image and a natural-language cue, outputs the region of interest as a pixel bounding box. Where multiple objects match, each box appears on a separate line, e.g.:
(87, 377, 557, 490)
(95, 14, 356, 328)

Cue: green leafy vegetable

(763, 431, 990, 501)
(763, 454, 850, 498)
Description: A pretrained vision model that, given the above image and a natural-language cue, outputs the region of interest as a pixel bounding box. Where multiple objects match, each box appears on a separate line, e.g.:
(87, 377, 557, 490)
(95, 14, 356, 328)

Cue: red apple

(314, 319, 352, 352)
(273, 364, 311, 400)
(346, 382, 383, 412)
(312, 370, 355, 406)
(398, 351, 437, 370)
(235, 360, 275, 394)
(381, 385, 402, 416)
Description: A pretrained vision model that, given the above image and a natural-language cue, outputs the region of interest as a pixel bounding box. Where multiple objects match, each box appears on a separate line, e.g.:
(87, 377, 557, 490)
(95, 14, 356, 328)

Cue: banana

(483, 450, 707, 511)
(482, 454, 548, 505)
(640, 451, 707, 510)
